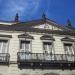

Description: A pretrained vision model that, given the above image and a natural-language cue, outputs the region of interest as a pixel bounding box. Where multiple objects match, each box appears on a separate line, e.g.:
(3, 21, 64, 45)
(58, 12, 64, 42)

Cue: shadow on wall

(44, 73, 75, 75)
(44, 73, 59, 75)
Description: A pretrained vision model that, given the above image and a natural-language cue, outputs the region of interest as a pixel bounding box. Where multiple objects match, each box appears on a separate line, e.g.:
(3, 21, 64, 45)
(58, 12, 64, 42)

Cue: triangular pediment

(31, 19, 70, 31)
(13, 18, 73, 31)
(33, 23, 63, 30)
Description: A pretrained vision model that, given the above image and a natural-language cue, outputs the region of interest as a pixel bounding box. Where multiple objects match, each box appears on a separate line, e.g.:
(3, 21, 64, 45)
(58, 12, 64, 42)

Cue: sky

(0, 0, 75, 26)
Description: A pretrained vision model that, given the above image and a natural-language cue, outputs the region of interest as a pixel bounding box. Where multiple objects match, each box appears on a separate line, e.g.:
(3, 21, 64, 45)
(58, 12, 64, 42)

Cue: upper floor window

(18, 33, 33, 53)
(40, 35, 55, 54)
(20, 40, 31, 53)
(0, 40, 8, 53)
(61, 37, 74, 55)
(43, 42, 53, 54)
(64, 43, 74, 55)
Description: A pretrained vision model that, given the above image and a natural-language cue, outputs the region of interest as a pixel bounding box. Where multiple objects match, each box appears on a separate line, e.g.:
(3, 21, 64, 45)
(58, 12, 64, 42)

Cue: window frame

(19, 38, 32, 53)
(62, 41, 74, 55)
(42, 40, 54, 54)
(0, 38, 10, 53)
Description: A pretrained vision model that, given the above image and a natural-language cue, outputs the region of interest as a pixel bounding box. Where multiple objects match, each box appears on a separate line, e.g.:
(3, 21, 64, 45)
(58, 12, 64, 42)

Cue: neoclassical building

(0, 14, 75, 75)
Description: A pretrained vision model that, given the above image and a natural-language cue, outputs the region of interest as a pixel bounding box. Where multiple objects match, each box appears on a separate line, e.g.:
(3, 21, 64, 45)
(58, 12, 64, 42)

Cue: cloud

(0, 0, 42, 21)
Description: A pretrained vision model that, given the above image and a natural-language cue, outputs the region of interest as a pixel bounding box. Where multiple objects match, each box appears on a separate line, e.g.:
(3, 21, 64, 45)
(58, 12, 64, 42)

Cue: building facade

(0, 14, 75, 75)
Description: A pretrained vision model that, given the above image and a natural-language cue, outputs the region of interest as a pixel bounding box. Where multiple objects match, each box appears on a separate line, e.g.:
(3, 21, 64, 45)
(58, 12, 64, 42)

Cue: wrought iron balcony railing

(0, 53, 10, 64)
(17, 52, 75, 63)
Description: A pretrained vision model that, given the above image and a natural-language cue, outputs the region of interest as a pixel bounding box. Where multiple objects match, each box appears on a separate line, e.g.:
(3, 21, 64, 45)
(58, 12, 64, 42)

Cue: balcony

(0, 53, 10, 64)
(17, 52, 75, 69)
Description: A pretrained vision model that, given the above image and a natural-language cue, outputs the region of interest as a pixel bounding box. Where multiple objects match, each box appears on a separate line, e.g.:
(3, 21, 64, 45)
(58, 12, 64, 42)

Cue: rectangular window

(64, 43, 74, 55)
(20, 41, 31, 52)
(0, 40, 8, 53)
(43, 42, 53, 54)
(20, 41, 31, 60)
(64, 43, 74, 61)
(43, 42, 55, 60)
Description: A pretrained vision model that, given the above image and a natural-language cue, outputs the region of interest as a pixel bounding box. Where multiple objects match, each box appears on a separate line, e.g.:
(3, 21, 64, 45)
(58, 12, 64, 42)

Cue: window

(64, 43, 74, 61)
(20, 41, 31, 52)
(0, 40, 8, 53)
(64, 43, 74, 55)
(20, 41, 31, 60)
(43, 42, 53, 54)
(43, 42, 55, 60)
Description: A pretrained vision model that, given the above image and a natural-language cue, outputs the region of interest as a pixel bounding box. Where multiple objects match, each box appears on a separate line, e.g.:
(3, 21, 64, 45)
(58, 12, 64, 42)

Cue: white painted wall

(0, 31, 74, 61)
(0, 29, 74, 75)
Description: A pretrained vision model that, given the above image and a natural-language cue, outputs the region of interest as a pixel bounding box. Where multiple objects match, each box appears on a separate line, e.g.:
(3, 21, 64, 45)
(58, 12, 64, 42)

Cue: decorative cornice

(40, 35, 55, 41)
(18, 34, 34, 39)
(61, 37, 74, 42)
(0, 34, 12, 38)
